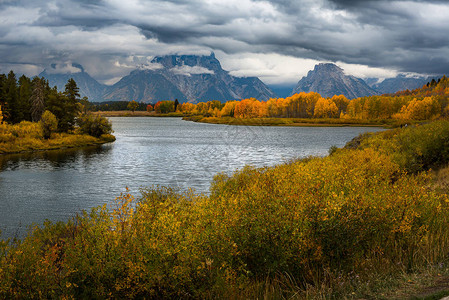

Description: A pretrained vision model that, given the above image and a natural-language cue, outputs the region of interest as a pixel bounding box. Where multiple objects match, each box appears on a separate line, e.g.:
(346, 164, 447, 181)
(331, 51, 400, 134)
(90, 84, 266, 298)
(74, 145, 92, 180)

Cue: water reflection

(0, 145, 112, 171)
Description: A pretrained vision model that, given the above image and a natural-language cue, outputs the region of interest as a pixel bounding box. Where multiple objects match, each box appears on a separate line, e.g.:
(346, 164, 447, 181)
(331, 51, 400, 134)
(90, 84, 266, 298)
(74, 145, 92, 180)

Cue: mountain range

(40, 54, 276, 103)
(368, 75, 432, 94)
(40, 56, 434, 103)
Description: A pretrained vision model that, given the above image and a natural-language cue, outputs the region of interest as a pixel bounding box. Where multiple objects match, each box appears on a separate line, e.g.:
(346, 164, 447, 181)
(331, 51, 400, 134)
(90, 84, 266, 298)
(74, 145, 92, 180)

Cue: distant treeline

(90, 101, 148, 112)
(173, 76, 449, 120)
(92, 76, 449, 121)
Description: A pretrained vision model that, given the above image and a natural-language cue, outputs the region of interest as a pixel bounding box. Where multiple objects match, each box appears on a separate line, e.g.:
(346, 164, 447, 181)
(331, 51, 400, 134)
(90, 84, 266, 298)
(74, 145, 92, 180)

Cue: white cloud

(170, 65, 214, 76)
(218, 52, 321, 85)
(45, 62, 82, 74)
(0, 63, 42, 77)
(337, 61, 398, 79)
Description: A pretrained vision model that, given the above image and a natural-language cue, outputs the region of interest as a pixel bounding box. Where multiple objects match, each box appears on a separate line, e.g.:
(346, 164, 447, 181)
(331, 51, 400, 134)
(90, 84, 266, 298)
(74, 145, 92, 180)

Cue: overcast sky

(1, 0, 448, 86)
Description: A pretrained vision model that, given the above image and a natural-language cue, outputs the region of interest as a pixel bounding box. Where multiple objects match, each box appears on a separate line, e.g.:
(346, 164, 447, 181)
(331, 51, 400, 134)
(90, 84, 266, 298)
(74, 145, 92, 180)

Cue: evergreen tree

(4, 71, 18, 123)
(30, 77, 46, 122)
(59, 78, 80, 132)
(46, 88, 67, 132)
(18, 75, 32, 121)
(0, 74, 7, 121)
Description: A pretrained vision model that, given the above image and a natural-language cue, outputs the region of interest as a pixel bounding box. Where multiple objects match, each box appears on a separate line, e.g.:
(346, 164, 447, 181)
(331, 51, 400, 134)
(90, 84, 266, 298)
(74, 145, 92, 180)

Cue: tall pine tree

(30, 77, 46, 122)
(60, 78, 80, 132)
(18, 75, 32, 121)
(4, 71, 18, 123)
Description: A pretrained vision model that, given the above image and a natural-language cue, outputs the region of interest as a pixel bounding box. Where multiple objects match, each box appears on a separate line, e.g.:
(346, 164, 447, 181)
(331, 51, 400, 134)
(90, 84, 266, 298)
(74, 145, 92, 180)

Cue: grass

(93, 110, 184, 117)
(0, 121, 115, 155)
(92, 111, 418, 128)
(183, 116, 417, 127)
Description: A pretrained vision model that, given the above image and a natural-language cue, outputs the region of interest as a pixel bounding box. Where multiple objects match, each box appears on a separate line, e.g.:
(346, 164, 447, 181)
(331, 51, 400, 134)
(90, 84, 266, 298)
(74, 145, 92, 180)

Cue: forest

(0, 71, 114, 154)
(125, 76, 449, 123)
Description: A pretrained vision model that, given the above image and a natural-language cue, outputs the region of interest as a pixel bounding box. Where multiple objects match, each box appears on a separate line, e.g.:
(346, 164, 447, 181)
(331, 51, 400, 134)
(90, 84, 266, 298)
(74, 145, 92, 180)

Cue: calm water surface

(0, 117, 382, 239)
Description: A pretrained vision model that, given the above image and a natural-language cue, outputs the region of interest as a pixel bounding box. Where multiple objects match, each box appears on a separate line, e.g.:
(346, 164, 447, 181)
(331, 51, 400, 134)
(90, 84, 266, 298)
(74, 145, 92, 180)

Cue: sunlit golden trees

(266, 92, 321, 118)
(154, 76, 449, 121)
(234, 98, 268, 118)
(220, 101, 237, 117)
(394, 96, 440, 120)
(314, 98, 338, 118)
(177, 102, 196, 114)
(330, 95, 350, 115)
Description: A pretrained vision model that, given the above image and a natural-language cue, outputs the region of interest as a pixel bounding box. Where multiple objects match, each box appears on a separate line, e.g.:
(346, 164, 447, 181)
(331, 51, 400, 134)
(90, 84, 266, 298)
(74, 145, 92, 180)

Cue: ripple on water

(0, 117, 383, 239)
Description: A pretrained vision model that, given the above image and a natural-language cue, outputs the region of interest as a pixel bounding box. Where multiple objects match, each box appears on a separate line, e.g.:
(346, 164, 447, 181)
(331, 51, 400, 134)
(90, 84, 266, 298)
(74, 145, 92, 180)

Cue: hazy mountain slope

(39, 64, 107, 101)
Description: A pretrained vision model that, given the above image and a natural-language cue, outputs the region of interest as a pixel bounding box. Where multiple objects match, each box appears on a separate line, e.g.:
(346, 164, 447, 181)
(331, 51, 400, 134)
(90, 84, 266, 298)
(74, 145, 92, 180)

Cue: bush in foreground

(1, 121, 449, 298)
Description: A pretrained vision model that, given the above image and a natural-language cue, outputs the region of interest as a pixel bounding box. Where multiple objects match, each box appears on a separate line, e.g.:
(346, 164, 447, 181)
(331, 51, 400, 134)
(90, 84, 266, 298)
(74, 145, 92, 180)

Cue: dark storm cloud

(0, 0, 449, 83)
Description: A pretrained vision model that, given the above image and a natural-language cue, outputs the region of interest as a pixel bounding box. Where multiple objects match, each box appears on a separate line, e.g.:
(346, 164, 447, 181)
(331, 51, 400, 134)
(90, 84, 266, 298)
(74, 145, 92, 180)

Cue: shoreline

(93, 110, 411, 127)
(92, 111, 183, 117)
(0, 134, 116, 156)
(182, 115, 410, 128)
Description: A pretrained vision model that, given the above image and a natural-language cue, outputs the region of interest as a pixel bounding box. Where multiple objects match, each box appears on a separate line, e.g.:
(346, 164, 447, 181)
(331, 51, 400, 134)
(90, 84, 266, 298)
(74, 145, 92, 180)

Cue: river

(0, 117, 383, 239)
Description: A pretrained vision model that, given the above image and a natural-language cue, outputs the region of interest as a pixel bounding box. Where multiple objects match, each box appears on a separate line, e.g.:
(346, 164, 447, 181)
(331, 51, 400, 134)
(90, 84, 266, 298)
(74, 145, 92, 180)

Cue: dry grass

(92, 111, 184, 117)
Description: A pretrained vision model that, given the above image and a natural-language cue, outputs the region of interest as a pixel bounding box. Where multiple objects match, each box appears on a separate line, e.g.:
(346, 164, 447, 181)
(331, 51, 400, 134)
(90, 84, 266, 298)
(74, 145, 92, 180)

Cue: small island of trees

(0, 71, 114, 154)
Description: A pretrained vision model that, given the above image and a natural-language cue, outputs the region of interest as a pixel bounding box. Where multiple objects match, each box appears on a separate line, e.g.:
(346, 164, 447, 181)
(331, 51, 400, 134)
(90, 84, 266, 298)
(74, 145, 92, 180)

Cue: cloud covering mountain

(0, 0, 448, 86)
(42, 54, 276, 103)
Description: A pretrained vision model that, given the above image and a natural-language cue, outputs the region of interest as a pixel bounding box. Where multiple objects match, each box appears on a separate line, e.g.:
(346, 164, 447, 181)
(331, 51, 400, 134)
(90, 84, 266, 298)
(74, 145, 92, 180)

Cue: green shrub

(359, 120, 449, 172)
(77, 113, 112, 138)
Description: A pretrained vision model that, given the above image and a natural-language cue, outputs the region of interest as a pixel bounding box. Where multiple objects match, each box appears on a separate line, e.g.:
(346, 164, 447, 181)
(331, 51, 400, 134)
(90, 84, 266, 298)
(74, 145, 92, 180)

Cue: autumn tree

(154, 100, 174, 114)
(314, 98, 338, 118)
(178, 102, 195, 114)
(128, 100, 139, 113)
(40, 110, 58, 139)
(330, 95, 349, 115)
(220, 101, 237, 117)
(234, 98, 260, 118)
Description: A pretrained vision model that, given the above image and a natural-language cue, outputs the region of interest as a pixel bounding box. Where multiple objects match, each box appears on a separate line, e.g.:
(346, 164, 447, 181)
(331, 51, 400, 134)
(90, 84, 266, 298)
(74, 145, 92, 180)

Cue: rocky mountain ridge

(40, 59, 436, 103)
(41, 55, 276, 103)
(290, 63, 378, 99)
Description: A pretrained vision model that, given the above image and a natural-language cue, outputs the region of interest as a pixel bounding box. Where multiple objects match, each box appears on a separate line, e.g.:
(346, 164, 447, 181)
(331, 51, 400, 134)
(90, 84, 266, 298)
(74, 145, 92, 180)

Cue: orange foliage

(314, 98, 338, 118)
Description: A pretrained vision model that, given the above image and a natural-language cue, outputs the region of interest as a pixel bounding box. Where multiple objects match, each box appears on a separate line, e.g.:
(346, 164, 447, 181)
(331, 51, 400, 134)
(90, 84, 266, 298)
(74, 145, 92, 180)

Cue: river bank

(0, 121, 115, 155)
(93, 110, 413, 127)
(92, 110, 183, 117)
(183, 115, 412, 127)
(0, 133, 115, 155)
